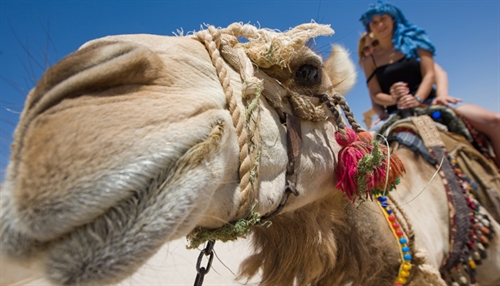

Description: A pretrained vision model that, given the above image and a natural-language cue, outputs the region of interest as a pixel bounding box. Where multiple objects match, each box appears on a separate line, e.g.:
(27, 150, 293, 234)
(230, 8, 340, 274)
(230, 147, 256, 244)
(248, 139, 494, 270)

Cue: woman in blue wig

(360, 1, 500, 167)
(360, 1, 436, 116)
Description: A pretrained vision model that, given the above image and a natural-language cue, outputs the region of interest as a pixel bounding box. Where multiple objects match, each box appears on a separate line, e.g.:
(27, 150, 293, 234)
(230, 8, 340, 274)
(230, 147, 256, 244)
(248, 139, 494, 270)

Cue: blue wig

(359, 1, 435, 59)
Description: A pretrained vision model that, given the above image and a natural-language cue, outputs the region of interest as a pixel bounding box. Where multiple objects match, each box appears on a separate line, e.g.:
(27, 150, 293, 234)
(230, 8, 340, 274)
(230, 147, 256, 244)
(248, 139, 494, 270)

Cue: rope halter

(187, 22, 405, 248)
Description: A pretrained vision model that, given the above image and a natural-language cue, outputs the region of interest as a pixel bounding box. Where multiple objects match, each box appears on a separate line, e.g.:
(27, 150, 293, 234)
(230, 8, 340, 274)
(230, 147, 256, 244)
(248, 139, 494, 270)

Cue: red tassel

(334, 127, 405, 201)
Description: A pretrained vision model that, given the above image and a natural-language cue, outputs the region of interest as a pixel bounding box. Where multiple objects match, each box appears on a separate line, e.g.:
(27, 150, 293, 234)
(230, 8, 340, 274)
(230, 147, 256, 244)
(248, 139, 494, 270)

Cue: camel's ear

(324, 44, 357, 95)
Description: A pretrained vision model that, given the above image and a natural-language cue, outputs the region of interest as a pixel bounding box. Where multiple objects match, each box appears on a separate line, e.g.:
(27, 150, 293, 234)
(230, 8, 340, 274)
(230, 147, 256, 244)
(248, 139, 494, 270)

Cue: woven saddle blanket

(378, 107, 500, 223)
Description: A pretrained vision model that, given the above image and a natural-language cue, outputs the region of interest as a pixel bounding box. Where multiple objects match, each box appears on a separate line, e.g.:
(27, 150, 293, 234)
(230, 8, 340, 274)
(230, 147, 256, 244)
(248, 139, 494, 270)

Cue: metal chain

(193, 240, 216, 286)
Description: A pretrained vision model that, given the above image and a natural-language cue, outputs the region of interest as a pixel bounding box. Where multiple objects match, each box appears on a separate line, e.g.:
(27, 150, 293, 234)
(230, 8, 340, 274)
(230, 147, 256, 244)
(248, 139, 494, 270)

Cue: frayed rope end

(186, 209, 261, 249)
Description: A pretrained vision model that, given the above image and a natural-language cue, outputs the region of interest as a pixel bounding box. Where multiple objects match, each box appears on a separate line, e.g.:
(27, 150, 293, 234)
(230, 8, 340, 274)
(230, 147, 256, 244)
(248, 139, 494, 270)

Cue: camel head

(0, 23, 358, 285)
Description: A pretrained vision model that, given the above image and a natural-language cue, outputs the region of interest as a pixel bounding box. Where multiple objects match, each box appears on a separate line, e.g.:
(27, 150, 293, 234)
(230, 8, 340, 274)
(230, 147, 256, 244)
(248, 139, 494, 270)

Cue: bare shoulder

(361, 56, 376, 78)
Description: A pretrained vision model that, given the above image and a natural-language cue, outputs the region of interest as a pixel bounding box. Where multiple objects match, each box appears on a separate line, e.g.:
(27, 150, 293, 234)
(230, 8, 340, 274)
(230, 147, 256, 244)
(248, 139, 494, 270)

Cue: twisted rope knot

(243, 77, 263, 99)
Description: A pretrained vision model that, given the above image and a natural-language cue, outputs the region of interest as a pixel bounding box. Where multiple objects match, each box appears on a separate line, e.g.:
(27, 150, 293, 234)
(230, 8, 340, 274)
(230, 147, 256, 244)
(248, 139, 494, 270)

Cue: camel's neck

(239, 192, 402, 285)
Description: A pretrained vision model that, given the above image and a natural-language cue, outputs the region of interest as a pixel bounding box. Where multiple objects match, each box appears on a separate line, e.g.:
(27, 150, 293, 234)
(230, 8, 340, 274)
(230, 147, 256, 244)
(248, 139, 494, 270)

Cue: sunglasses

(362, 39, 379, 54)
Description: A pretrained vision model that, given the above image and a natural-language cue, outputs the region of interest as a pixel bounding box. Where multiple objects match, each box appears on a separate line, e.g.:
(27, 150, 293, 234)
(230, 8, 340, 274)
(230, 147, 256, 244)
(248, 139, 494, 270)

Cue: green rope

(244, 83, 262, 189)
(249, 148, 261, 185)
(355, 140, 384, 196)
(186, 209, 261, 249)
(245, 85, 261, 121)
(266, 42, 274, 64)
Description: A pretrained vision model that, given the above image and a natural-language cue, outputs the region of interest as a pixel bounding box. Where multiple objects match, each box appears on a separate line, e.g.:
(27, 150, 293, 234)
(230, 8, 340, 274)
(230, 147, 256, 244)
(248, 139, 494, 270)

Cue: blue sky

(1, 0, 499, 179)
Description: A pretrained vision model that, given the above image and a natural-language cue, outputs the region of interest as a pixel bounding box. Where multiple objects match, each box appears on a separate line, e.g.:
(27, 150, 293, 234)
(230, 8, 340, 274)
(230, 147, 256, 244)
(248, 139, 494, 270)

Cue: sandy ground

(0, 238, 260, 286)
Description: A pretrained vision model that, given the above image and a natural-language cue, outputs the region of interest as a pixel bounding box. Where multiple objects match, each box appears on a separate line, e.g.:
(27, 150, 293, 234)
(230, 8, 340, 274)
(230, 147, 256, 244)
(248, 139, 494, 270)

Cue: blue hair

(359, 1, 435, 59)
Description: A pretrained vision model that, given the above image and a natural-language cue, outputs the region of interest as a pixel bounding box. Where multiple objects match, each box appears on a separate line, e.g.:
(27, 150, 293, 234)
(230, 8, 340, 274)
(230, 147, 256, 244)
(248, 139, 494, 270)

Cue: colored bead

(381, 202, 388, 208)
(478, 243, 485, 251)
(480, 236, 489, 244)
(395, 284, 403, 286)
(482, 219, 490, 227)
(396, 230, 404, 237)
(386, 209, 393, 215)
(402, 246, 410, 252)
(431, 110, 441, 120)
(402, 263, 412, 271)
(377, 196, 387, 202)
(459, 276, 468, 284)
(480, 226, 490, 235)
(396, 277, 407, 284)
(473, 251, 481, 260)
(469, 260, 476, 269)
(403, 254, 412, 261)
(389, 215, 396, 222)
(400, 270, 410, 277)
(392, 223, 400, 229)
(399, 238, 407, 244)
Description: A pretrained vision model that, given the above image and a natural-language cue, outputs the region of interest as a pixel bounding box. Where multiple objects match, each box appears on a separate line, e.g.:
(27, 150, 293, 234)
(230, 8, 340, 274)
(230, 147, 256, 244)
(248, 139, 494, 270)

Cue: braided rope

(196, 27, 256, 219)
(288, 90, 327, 121)
(319, 93, 346, 132)
(388, 194, 416, 252)
(236, 45, 263, 219)
(331, 93, 364, 133)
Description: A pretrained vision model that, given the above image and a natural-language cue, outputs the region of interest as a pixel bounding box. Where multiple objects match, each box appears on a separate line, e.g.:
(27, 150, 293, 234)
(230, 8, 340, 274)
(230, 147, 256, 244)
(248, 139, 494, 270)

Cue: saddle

(378, 106, 500, 223)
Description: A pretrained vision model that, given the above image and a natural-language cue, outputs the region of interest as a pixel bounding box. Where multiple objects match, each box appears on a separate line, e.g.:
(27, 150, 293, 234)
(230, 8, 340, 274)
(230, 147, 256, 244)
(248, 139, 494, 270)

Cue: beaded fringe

(375, 195, 413, 285)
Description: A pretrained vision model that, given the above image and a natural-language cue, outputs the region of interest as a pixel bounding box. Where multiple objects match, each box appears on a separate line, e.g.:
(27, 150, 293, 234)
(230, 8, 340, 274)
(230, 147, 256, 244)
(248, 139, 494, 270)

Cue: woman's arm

(362, 57, 398, 106)
(372, 101, 388, 118)
(413, 49, 435, 102)
(434, 63, 448, 97)
(433, 63, 462, 106)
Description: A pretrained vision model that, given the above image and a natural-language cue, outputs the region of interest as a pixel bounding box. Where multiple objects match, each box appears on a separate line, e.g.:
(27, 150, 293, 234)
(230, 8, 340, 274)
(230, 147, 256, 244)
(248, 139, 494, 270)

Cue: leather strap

(286, 112, 302, 176)
(411, 115, 470, 272)
(261, 113, 301, 220)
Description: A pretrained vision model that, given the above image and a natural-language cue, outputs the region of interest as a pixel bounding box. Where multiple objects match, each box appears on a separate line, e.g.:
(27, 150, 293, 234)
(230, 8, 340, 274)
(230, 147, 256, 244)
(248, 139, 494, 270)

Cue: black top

(367, 56, 436, 114)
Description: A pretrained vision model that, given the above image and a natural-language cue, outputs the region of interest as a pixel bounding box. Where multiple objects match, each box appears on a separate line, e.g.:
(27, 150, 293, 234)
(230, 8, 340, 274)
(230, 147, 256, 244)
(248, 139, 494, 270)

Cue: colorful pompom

(334, 127, 406, 201)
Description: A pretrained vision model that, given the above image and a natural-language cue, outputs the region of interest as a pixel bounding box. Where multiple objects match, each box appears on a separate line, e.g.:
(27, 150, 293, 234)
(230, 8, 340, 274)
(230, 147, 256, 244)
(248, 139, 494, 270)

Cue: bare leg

(456, 104, 500, 166)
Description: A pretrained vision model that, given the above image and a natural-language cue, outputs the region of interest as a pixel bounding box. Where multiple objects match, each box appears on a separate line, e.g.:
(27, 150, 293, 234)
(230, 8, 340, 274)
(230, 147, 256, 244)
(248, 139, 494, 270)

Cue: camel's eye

(295, 64, 321, 85)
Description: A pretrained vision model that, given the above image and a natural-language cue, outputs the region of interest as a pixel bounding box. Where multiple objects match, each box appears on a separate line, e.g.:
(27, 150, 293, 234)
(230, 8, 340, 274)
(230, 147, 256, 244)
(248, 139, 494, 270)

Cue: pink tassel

(334, 128, 405, 201)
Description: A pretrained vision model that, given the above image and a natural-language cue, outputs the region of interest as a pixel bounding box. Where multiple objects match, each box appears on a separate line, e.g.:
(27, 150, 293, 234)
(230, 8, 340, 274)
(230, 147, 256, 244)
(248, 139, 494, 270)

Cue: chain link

(193, 240, 215, 286)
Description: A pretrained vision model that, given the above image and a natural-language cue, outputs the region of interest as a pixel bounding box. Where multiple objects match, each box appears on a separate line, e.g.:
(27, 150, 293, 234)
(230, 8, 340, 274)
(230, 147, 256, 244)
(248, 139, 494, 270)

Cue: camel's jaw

(0, 159, 226, 286)
(0, 99, 237, 284)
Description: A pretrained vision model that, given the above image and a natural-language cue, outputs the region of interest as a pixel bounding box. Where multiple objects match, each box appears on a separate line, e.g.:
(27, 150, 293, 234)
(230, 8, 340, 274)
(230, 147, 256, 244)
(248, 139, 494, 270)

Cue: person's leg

(456, 104, 500, 166)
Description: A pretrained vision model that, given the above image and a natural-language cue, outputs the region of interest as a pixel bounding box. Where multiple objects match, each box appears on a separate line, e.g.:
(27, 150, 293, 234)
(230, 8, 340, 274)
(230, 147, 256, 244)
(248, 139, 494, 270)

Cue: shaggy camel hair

(0, 23, 499, 286)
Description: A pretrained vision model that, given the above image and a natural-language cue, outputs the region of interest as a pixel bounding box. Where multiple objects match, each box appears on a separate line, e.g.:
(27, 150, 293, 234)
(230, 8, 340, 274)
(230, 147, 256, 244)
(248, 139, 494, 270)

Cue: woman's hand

(397, 94, 420, 110)
(390, 82, 409, 103)
(432, 95, 462, 106)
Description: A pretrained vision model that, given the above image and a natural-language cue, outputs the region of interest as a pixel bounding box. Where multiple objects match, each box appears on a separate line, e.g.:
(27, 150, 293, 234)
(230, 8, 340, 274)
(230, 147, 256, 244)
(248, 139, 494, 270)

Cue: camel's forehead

(80, 34, 211, 62)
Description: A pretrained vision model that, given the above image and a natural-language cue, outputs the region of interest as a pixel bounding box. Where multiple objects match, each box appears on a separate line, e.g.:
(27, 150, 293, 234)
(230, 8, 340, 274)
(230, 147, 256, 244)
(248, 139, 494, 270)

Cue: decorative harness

(387, 114, 495, 285)
(188, 23, 407, 286)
